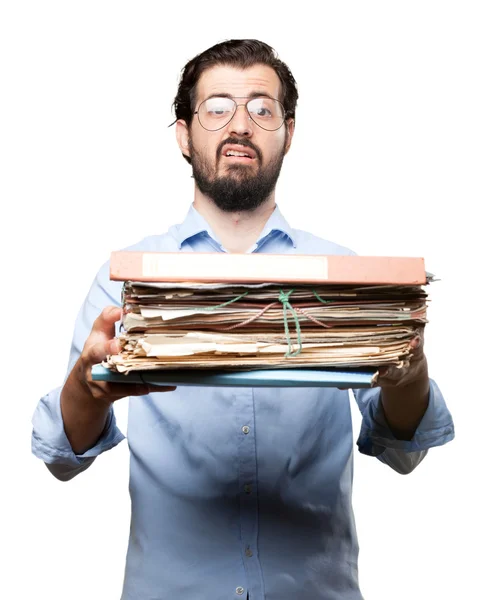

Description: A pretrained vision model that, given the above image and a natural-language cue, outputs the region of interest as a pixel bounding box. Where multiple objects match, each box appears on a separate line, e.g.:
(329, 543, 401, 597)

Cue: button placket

(236, 388, 262, 598)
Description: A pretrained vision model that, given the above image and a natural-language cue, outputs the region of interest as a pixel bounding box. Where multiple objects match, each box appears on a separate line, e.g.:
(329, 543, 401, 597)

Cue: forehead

(196, 64, 282, 102)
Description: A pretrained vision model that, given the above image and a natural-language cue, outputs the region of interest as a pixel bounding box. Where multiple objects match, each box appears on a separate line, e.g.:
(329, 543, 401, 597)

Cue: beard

(189, 137, 286, 212)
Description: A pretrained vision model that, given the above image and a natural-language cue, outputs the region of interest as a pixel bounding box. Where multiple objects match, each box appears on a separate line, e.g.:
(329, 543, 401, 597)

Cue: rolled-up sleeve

(353, 378, 455, 457)
(31, 258, 126, 478)
(31, 385, 125, 467)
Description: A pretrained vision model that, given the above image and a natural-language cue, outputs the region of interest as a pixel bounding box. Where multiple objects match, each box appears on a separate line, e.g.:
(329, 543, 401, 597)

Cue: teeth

(226, 150, 251, 157)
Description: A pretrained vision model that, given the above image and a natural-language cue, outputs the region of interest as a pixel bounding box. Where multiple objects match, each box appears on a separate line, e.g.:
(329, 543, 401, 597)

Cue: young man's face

(176, 64, 294, 212)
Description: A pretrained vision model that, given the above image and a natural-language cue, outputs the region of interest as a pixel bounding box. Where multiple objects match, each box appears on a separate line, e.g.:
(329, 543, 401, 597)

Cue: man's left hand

(375, 327, 428, 389)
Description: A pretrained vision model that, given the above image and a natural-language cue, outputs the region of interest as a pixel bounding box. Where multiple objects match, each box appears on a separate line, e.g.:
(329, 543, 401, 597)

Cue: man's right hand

(61, 305, 176, 454)
(75, 305, 176, 404)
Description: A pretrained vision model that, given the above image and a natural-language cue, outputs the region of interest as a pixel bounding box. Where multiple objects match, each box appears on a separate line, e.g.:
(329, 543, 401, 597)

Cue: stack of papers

(102, 279, 429, 375)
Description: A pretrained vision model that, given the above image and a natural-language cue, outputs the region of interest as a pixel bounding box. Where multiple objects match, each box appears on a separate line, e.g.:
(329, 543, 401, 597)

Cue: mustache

(216, 138, 263, 163)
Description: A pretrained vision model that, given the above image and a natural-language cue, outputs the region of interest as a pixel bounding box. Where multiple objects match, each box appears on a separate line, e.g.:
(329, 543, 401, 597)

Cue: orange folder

(109, 251, 426, 285)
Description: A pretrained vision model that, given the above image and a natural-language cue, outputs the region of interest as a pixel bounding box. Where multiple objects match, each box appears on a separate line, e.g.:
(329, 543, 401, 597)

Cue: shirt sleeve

(31, 260, 126, 477)
(353, 378, 455, 459)
(31, 385, 125, 468)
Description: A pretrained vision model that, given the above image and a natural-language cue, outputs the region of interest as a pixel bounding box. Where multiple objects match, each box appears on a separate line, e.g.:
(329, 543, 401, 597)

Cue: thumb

(84, 306, 122, 365)
(87, 306, 122, 348)
(86, 339, 111, 366)
(92, 306, 122, 337)
(85, 337, 121, 367)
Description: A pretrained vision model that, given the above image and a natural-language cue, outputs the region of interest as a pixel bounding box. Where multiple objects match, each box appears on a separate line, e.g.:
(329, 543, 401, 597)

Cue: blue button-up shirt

(32, 204, 454, 600)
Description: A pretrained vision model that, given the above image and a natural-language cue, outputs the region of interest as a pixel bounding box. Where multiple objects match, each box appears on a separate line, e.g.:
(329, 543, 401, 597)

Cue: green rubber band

(137, 284, 306, 357)
(202, 291, 249, 311)
(278, 289, 302, 357)
(312, 290, 332, 304)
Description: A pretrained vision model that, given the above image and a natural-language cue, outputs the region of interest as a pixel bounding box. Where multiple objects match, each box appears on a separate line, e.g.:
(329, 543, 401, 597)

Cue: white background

(1, 1, 478, 598)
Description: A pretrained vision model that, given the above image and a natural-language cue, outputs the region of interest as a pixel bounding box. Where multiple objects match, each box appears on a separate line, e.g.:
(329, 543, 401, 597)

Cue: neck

(193, 188, 277, 253)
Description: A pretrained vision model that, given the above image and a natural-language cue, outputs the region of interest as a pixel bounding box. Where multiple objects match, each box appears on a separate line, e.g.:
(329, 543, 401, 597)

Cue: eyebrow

(203, 91, 276, 101)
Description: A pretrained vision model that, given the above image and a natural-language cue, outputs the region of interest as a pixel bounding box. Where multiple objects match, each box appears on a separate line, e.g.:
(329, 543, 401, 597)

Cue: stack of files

(92, 252, 431, 388)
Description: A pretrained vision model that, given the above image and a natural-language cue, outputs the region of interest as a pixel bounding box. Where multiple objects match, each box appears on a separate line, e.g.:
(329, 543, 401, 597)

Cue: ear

(176, 120, 190, 157)
(284, 118, 295, 155)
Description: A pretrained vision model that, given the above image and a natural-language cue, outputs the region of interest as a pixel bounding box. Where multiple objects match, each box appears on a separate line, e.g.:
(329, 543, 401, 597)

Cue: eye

(210, 108, 228, 116)
(247, 98, 281, 120)
(203, 97, 235, 118)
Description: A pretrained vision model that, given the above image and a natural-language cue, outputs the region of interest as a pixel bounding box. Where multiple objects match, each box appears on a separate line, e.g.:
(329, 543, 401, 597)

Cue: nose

(227, 104, 253, 137)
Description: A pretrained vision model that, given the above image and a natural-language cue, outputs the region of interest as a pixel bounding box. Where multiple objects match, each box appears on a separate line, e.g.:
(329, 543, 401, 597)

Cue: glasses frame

(193, 96, 286, 132)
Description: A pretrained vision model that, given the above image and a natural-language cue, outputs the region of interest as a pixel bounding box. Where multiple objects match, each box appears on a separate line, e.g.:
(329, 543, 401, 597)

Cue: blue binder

(91, 364, 376, 388)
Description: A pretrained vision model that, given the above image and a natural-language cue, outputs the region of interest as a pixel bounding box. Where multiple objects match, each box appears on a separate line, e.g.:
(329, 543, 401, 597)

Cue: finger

(84, 339, 115, 368)
(410, 337, 420, 350)
(147, 385, 177, 393)
(83, 307, 122, 366)
(409, 335, 422, 350)
(91, 306, 122, 341)
(408, 335, 425, 363)
(374, 365, 404, 387)
(116, 383, 177, 397)
(89, 381, 177, 401)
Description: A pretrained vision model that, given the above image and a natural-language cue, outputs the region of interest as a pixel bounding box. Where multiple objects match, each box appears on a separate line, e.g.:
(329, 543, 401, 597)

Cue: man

(32, 39, 454, 600)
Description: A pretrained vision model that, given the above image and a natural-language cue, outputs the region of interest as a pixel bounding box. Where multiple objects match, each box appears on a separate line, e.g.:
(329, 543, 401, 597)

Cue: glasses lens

(198, 97, 236, 131)
(247, 98, 285, 131)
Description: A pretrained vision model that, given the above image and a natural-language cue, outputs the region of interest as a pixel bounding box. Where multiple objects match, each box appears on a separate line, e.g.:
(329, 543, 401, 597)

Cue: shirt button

(245, 547, 253, 558)
(242, 425, 250, 434)
(244, 484, 252, 494)
(235, 587, 245, 595)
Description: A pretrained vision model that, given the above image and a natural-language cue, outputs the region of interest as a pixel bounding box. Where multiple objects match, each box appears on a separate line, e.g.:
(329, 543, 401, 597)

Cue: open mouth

(221, 144, 257, 162)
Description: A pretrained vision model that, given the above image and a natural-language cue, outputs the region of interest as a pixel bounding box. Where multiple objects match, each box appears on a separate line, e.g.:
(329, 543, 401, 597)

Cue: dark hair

(172, 38, 298, 134)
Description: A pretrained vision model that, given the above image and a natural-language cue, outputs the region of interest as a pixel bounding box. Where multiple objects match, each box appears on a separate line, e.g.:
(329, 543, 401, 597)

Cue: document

(101, 278, 430, 379)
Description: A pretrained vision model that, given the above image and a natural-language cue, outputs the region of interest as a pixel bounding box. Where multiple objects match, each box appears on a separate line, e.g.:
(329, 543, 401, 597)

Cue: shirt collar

(175, 204, 297, 250)
(175, 204, 220, 248)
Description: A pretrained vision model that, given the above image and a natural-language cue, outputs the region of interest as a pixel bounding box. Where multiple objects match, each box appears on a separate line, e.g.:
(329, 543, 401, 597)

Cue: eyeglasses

(194, 96, 286, 132)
